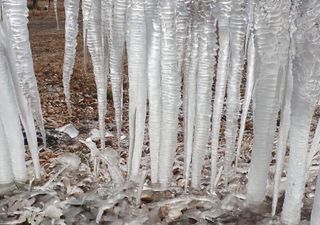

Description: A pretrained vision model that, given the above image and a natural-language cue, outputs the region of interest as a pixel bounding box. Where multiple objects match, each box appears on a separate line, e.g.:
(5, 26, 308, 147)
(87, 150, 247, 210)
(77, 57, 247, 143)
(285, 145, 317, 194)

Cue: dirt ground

(0, 1, 317, 224)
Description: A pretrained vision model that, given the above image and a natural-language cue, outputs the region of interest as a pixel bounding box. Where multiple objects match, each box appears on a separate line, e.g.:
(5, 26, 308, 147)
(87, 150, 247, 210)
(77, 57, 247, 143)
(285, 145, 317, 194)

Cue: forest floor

(0, 1, 318, 224)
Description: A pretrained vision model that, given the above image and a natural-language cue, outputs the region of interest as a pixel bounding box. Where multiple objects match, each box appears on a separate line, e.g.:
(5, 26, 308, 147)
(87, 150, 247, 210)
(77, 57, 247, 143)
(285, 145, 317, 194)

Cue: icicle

(223, 0, 247, 183)
(158, 0, 180, 186)
(0, 32, 41, 179)
(281, 0, 320, 223)
(244, 0, 255, 55)
(190, 1, 217, 189)
(271, 17, 294, 216)
(2, 0, 46, 147)
(246, 0, 291, 207)
(101, 0, 112, 81)
(54, 0, 59, 30)
(126, 0, 147, 178)
(176, 0, 190, 76)
(185, 2, 199, 189)
(210, 0, 231, 192)
(1, 0, 43, 179)
(235, 0, 256, 168)
(110, 0, 127, 141)
(81, 0, 91, 75)
(145, 0, 161, 184)
(62, 0, 80, 114)
(0, 46, 13, 190)
(235, 32, 255, 168)
(183, 20, 191, 186)
(0, 44, 28, 184)
(87, 0, 107, 152)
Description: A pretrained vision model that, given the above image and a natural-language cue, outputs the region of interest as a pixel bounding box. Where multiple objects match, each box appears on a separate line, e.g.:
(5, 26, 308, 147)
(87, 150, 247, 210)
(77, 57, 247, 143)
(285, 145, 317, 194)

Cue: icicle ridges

(281, 0, 320, 223)
(190, 1, 217, 189)
(62, 0, 80, 114)
(210, 0, 231, 192)
(126, 0, 147, 178)
(184, 2, 199, 189)
(110, 0, 127, 141)
(145, 0, 161, 184)
(223, 0, 247, 183)
(246, 0, 290, 207)
(1, 0, 44, 179)
(87, 0, 107, 152)
(158, 0, 180, 186)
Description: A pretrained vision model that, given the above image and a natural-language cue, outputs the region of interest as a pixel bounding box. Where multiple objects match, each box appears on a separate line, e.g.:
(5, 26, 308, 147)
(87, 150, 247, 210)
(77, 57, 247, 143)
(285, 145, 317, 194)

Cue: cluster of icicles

(61, 0, 320, 224)
(1, 0, 320, 224)
(0, 1, 45, 192)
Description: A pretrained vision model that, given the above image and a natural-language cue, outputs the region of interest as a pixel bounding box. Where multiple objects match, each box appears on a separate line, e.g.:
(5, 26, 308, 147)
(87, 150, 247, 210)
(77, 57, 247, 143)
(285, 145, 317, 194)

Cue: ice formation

(0, 0, 43, 190)
(52, 0, 320, 223)
(62, 0, 80, 114)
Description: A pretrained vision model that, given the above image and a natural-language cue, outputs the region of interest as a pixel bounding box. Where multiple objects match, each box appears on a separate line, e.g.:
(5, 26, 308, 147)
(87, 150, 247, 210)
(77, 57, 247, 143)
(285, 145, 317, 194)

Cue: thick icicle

(246, 0, 290, 207)
(0, 22, 41, 179)
(3, 0, 46, 147)
(87, 0, 107, 152)
(0, 121, 13, 192)
(190, 1, 217, 189)
(145, 0, 161, 183)
(54, 0, 59, 30)
(281, 1, 320, 223)
(210, 0, 231, 192)
(223, 0, 247, 183)
(185, 2, 199, 188)
(0, 45, 27, 184)
(126, 0, 147, 178)
(62, 0, 80, 114)
(158, 0, 180, 186)
(0, 45, 14, 190)
(110, 0, 127, 141)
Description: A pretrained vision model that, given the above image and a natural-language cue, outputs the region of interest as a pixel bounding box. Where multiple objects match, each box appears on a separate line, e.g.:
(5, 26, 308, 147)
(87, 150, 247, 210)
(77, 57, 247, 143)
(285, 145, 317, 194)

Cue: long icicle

(127, 0, 147, 178)
(281, 1, 320, 223)
(223, 0, 247, 184)
(110, 0, 127, 141)
(210, 0, 231, 192)
(235, 0, 256, 168)
(190, 1, 217, 189)
(3, 0, 46, 148)
(62, 0, 80, 114)
(185, 1, 199, 189)
(145, 0, 161, 183)
(158, 0, 180, 187)
(87, 0, 107, 152)
(271, 11, 294, 215)
(246, 0, 290, 207)
(0, 22, 41, 179)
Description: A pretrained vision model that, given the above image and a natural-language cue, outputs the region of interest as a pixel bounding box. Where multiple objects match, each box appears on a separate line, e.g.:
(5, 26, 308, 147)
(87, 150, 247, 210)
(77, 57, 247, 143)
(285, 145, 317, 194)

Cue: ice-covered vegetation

(1, 0, 320, 224)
